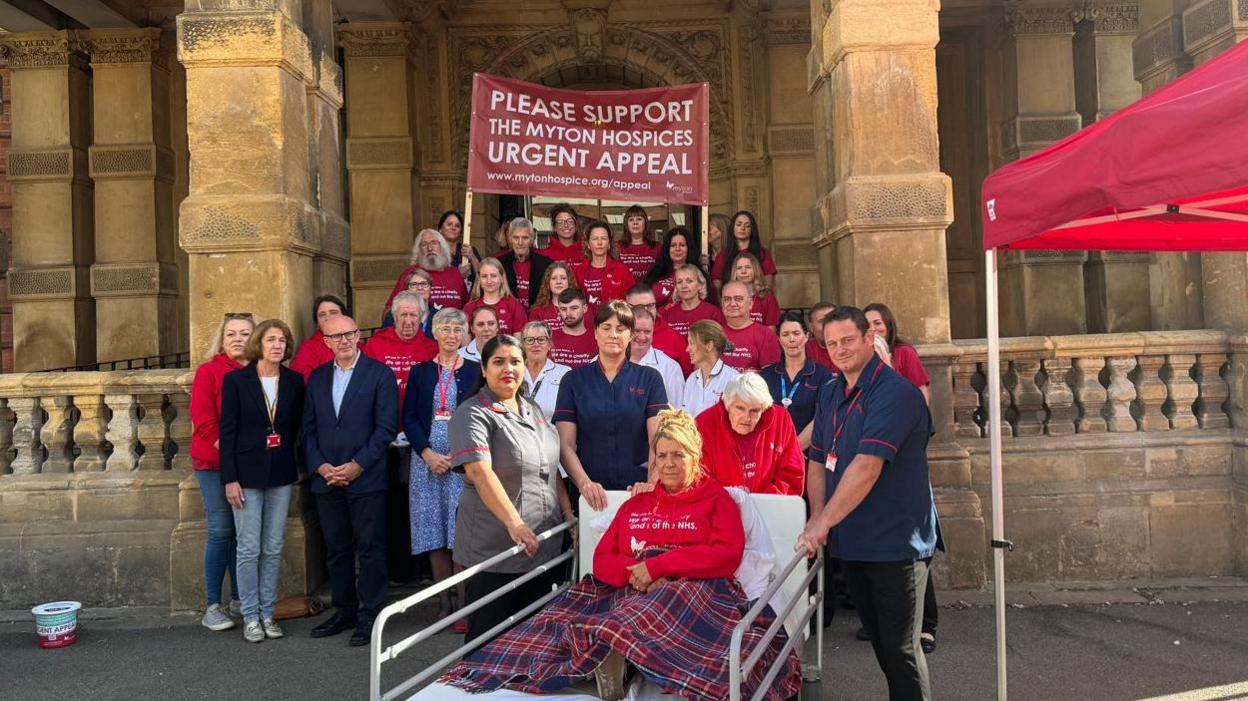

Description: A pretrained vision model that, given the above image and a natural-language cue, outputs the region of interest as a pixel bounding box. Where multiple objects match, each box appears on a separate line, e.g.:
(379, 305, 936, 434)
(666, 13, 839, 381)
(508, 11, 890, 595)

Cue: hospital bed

(370, 491, 825, 701)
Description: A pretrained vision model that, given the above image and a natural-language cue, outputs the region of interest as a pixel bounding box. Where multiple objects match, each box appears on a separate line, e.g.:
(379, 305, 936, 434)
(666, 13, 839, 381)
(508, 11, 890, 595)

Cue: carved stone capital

(1005, 2, 1078, 35)
(87, 28, 167, 69)
(1074, 1, 1139, 33)
(337, 22, 416, 58)
(0, 30, 89, 70)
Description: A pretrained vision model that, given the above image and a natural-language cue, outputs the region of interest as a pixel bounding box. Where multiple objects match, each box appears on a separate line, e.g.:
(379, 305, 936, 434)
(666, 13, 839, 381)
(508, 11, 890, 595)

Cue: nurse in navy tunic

(554, 300, 670, 508)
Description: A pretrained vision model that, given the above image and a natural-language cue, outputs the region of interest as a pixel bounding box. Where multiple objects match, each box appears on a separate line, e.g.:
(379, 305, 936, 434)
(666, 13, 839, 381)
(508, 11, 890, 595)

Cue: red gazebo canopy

(982, 39, 1248, 252)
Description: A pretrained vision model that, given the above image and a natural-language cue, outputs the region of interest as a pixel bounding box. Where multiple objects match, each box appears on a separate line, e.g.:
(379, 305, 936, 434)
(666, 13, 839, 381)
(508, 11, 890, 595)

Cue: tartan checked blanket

(440, 574, 801, 700)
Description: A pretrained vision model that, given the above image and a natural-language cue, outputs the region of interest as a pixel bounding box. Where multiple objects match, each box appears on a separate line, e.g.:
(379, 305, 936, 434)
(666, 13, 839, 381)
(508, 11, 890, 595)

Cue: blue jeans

(231, 485, 293, 622)
(195, 470, 238, 609)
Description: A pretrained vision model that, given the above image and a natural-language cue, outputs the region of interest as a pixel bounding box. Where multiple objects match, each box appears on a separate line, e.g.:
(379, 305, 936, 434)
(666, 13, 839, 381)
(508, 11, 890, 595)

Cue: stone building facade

(0, 0, 1245, 612)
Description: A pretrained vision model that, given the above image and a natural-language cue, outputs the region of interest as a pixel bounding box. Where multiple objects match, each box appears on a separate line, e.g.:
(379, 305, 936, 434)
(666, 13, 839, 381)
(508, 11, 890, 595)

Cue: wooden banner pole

(700, 205, 709, 258)
(462, 190, 475, 249)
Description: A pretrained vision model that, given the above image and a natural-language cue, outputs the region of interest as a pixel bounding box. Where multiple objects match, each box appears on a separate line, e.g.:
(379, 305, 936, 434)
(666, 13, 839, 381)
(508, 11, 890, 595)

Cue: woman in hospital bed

(439, 409, 801, 701)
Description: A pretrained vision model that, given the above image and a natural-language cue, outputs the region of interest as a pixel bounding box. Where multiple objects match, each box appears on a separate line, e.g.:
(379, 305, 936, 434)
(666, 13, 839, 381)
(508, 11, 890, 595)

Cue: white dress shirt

(634, 347, 685, 409)
(680, 359, 739, 418)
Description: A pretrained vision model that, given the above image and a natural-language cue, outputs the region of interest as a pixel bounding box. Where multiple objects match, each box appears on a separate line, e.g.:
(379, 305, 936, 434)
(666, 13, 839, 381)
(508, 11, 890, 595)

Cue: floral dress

(409, 366, 465, 554)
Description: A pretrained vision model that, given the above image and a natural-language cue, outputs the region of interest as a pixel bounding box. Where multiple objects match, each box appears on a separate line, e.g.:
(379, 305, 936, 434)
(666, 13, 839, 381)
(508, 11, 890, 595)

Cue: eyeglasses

(407, 281, 432, 290)
(554, 218, 576, 227)
(325, 330, 360, 342)
(223, 312, 253, 320)
(721, 296, 748, 304)
(630, 302, 657, 312)
(521, 336, 550, 346)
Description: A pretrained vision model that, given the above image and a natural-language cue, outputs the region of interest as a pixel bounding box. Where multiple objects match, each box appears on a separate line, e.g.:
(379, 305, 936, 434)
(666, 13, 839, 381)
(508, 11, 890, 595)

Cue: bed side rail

(728, 549, 825, 701)
(369, 518, 578, 701)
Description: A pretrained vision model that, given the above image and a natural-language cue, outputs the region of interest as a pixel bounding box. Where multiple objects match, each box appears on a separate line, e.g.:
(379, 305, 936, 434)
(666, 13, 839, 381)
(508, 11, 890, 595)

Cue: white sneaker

(261, 617, 284, 639)
(201, 604, 235, 631)
(243, 620, 265, 643)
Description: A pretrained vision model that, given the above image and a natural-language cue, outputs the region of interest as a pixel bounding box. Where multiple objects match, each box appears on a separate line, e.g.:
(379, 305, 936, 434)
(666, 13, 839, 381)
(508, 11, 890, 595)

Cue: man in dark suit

(496, 217, 552, 310)
(304, 314, 398, 646)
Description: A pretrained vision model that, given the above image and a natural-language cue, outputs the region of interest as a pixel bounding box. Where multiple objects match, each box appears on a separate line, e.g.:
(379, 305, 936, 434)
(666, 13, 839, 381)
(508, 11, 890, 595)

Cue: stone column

(0, 31, 95, 371)
(86, 28, 180, 362)
(304, 0, 349, 305)
(1073, 3, 1151, 332)
(1187, 2, 1248, 333)
(998, 3, 1088, 337)
(176, 1, 324, 355)
(813, 0, 983, 588)
(338, 23, 420, 329)
(763, 12, 821, 308)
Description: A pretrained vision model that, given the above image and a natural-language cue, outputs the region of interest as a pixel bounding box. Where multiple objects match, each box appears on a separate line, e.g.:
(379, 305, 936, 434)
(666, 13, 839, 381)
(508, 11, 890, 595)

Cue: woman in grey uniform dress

(449, 334, 574, 643)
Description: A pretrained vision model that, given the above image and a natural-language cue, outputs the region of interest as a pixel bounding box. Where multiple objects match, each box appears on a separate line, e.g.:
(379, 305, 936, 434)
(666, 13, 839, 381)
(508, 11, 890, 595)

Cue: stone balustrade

(929, 330, 1239, 440)
(0, 370, 192, 477)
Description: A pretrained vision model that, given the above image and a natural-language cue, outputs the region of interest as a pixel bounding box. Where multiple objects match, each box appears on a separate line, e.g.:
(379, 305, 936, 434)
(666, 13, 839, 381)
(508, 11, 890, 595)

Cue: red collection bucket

(32, 601, 82, 649)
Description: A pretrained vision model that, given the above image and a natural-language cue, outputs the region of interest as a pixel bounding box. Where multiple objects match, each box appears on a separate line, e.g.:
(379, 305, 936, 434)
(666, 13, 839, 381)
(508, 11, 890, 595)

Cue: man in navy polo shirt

(797, 305, 937, 701)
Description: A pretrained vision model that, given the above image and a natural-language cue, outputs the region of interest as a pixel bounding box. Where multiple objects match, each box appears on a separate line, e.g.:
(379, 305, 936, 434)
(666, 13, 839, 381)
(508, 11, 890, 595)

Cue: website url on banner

(485, 171, 653, 192)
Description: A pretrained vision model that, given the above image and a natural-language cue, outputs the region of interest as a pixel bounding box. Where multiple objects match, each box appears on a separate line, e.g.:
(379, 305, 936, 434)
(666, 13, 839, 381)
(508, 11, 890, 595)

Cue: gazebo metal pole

(985, 247, 1008, 700)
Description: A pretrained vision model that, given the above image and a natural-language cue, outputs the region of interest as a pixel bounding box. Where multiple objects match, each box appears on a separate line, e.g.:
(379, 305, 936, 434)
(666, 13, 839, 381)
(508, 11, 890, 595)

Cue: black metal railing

(40, 352, 192, 373)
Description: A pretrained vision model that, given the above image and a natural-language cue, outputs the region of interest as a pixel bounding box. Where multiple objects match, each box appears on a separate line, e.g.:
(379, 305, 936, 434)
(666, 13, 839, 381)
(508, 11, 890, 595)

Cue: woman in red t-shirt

(573, 219, 632, 306)
(728, 251, 781, 329)
(190, 312, 254, 630)
(644, 227, 703, 308)
(528, 261, 591, 327)
(661, 263, 724, 337)
(711, 210, 777, 293)
(615, 204, 660, 282)
(463, 258, 528, 335)
(864, 302, 931, 403)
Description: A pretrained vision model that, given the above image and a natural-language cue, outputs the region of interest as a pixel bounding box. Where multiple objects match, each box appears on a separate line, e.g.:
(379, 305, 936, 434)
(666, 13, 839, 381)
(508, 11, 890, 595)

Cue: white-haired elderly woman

(695, 371, 805, 495)
(402, 307, 481, 628)
(388, 228, 468, 311)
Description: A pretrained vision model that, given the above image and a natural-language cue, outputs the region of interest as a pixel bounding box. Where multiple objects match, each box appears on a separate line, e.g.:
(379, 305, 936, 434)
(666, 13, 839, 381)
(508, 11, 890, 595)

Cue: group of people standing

(187, 203, 941, 700)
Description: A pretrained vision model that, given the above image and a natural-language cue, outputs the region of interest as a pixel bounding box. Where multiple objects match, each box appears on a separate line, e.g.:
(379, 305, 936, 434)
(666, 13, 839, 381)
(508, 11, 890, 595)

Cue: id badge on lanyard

(265, 376, 281, 449)
(828, 389, 864, 474)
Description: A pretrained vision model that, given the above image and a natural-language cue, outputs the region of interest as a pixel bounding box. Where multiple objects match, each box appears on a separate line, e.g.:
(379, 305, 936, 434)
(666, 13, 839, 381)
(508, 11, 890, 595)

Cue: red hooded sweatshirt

(190, 353, 244, 470)
(363, 326, 437, 418)
(594, 478, 745, 588)
(696, 402, 805, 496)
(291, 331, 335, 381)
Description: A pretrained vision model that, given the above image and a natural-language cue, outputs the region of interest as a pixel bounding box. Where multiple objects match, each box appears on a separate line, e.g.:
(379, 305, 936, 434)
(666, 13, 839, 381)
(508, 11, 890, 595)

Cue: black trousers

(316, 489, 388, 621)
(384, 447, 416, 583)
(922, 562, 938, 634)
(843, 558, 932, 701)
(463, 567, 563, 645)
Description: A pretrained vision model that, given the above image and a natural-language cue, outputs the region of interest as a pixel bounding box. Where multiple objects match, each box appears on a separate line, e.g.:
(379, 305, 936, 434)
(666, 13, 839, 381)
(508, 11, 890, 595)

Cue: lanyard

(437, 358, 459, 411)
(778, 373, 801, 405)
(829, 362, 883, 455)
(263, 374, 279, 431)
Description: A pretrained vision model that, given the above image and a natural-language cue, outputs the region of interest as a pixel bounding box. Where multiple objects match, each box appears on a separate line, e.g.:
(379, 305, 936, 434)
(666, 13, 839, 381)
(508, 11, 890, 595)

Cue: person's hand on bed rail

(507, 519, 540, 557)
(795, 524, 828, 558)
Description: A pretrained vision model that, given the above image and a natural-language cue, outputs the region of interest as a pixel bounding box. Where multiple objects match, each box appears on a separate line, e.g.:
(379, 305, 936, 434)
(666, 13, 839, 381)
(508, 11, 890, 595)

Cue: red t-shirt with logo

(722, 322, 782, 372)
(362, 327, 437, 418)
(660, 301, 724, 337)
(750, 294, 781, 327)
(618, 242, 660, 282)
(513, 258, 532, 308)
(574, 259, 632, 306)
(550, 328, 599, 368)
(463, 296, 529, 335)
(652, 275, 676, 307)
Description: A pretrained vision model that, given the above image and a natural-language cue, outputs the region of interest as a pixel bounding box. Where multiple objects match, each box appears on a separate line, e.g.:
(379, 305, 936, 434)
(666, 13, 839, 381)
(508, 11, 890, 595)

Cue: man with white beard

(386, 229, 468, 312)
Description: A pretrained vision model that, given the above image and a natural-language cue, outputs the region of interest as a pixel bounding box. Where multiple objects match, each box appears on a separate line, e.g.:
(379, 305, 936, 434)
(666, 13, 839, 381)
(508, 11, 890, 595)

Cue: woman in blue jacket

(403, 307, 482, 627)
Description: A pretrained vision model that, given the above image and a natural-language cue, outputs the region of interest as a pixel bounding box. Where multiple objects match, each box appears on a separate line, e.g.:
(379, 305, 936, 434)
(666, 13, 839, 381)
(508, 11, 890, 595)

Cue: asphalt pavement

(3, 594, 1248, 700)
